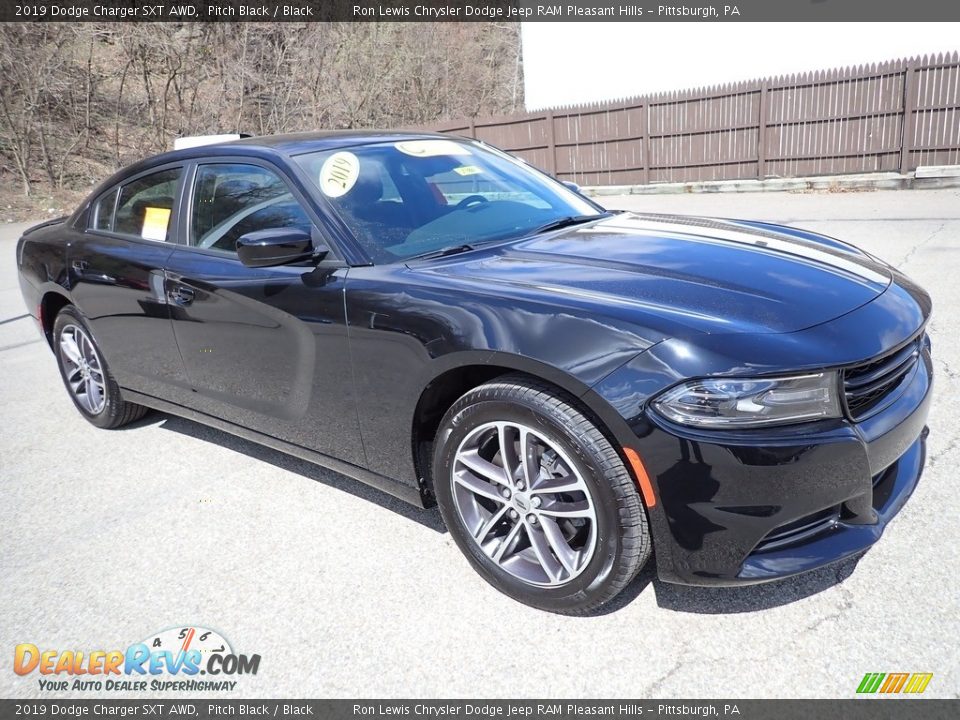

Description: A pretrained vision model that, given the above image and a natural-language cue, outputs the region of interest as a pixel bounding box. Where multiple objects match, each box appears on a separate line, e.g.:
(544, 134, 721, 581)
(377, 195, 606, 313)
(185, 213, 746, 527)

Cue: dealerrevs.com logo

(14, 626, 261, 693)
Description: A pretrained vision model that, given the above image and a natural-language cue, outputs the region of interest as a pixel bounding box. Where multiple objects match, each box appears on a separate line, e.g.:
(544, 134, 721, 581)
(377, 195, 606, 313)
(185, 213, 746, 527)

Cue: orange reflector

(623, 447, 656, 508)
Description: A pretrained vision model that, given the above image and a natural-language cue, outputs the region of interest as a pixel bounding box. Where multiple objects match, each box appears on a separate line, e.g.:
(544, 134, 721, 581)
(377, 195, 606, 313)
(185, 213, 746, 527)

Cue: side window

(190, 163, 312, 253)
(113, 168, 182, 241)
(92, 189, 117, 231)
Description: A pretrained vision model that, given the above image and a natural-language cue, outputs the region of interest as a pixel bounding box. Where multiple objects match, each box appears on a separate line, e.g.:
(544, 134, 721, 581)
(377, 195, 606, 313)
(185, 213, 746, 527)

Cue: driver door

(162, 159, 365, 466)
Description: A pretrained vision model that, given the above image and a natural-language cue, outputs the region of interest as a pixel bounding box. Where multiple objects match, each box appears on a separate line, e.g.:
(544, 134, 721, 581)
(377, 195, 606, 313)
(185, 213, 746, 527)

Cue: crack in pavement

(935, 357, 959, 382)
(640, 578, 859, 694)
(644, 660, 684, 697)
(927, 433, 960, 470)
(899, 221, 948, 268)
(803, 582, 855, 634)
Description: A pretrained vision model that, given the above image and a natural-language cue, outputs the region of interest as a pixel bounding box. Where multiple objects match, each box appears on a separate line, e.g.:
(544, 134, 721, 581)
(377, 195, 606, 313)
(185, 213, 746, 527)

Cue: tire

(52, 305, 149, 429)
(433, 374, 651, 614)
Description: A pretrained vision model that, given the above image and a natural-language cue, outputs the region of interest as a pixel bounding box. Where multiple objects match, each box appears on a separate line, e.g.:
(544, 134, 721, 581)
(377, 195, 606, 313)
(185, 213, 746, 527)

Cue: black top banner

(3, 0, 960, 22)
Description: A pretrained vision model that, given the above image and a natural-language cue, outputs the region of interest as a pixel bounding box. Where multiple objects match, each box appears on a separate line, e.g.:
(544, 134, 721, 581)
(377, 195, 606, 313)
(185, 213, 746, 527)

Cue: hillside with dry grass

(0, 22, 523, 219)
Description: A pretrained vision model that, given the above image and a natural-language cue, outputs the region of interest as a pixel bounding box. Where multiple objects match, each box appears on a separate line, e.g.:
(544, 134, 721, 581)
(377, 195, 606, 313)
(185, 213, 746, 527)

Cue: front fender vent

(753, 505, 840, 553)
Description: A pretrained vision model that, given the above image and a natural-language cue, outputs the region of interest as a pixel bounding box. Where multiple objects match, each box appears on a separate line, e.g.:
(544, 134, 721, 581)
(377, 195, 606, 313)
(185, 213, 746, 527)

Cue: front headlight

(651, 372, 841, 428)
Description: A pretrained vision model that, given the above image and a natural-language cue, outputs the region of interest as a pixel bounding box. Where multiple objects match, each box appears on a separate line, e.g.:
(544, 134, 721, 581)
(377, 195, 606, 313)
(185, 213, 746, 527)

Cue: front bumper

(634, 340, 933, 586)
(738, 429, 926, 582)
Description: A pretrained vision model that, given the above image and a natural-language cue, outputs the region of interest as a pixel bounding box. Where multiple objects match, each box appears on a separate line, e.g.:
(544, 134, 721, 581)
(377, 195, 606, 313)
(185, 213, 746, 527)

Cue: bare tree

(0, 21, 524, 196)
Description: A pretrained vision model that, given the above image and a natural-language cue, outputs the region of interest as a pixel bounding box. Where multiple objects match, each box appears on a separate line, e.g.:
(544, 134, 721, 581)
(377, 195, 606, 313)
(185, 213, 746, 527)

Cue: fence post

(545, 110, 557, 177)
(468, 117, 476, 139)
(757, 80, 768, 179)
(642, 100, 651, 185)
(899, 60, 918, 173)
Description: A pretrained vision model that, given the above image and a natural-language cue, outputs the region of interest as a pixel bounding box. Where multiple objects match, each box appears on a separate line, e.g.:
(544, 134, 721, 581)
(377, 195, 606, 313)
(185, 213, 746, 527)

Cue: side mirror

(236, 227, 327, 268)
(561, 180, 582, 194)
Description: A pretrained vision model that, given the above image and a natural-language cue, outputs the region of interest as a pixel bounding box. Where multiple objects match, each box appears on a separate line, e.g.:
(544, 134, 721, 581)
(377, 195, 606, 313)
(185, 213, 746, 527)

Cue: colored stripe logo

(857, 672, 933, 694)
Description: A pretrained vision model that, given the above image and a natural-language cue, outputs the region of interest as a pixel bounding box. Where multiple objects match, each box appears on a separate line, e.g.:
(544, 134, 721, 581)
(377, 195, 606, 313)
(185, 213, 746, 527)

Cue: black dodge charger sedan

(16, 132, 932, 613)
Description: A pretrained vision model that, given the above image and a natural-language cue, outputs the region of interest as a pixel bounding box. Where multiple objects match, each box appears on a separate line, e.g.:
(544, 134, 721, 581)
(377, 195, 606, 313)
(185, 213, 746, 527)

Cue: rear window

(110, 168, 182, 241)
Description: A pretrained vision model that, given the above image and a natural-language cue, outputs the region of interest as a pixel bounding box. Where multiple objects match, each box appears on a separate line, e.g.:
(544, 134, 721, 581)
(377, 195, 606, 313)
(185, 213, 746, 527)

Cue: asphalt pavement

(1, 188, 958, 699)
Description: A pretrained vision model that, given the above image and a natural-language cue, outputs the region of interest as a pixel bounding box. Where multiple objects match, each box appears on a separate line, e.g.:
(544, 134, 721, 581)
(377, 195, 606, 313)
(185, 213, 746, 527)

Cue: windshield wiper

(405, 213, 611, 262)
(530, 213, 611, 235)
(405, 243, 476, 261)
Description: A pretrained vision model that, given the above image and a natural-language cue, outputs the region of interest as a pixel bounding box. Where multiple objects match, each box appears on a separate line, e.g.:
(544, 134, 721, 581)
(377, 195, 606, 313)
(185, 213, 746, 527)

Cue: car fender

(17, 225, 72, 342)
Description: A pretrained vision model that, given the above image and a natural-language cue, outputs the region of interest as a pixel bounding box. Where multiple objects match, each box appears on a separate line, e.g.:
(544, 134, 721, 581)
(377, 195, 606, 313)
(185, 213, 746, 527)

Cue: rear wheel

(433, 374, 651, 614)
(53, 305, 148, 429)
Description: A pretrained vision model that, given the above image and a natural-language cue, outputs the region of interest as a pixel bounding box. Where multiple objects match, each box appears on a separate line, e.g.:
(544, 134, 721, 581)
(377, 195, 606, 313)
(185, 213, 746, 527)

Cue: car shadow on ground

(128, 410, 863, 614)
(129, 412, 447, 533)
(595, 552, 862, 615)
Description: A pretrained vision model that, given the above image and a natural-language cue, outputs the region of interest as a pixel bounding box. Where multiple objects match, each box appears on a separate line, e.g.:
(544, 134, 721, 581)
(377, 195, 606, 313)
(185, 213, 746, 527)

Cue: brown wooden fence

(428, 52, 960, 186)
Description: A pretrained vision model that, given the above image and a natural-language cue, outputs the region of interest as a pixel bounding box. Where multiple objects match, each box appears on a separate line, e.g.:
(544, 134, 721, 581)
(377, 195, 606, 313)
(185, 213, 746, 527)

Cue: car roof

(73, 130, 470, 225)
(151, 129, 463, 165)
(229, 129, 458, 153)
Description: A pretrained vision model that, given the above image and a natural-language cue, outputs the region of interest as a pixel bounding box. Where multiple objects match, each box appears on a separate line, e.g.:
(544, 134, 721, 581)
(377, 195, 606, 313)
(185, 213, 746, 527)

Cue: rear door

(162, 158, 364, 465)
(68, 164, 191, 399)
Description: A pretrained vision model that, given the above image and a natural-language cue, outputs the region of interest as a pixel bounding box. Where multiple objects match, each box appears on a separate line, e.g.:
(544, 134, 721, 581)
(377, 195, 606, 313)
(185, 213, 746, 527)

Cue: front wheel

(433, 375, 651, 614)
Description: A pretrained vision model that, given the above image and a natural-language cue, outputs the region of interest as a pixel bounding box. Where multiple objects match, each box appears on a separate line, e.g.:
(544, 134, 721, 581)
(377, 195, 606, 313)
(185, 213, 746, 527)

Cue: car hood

(412, 212, 893, 336)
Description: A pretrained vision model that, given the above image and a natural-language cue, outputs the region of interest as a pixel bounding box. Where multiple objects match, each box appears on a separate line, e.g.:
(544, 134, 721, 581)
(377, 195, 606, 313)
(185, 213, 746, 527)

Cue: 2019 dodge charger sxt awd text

(16, 132, 932, 613)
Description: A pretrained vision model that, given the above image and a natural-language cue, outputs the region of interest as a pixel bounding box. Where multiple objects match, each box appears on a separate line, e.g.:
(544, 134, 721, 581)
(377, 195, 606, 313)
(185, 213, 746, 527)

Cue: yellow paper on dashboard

(141, 207, 171, 241)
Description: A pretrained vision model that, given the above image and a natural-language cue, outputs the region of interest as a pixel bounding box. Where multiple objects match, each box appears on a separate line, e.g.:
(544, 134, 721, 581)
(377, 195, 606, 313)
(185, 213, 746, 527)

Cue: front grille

(753, 505, 840, 553)
(843, 336, 923, 421)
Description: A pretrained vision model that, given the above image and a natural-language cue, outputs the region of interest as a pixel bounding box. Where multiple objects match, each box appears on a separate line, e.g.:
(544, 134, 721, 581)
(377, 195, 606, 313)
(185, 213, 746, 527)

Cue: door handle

(167, 285, 195, 306)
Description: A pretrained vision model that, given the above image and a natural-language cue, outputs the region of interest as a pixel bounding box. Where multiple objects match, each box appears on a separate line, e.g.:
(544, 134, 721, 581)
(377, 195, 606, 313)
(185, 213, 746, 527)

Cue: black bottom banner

(1, 700, 957, 720)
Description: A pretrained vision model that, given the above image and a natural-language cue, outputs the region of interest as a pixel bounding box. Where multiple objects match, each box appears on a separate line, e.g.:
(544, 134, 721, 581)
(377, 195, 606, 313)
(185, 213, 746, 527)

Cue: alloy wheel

(59, 324, 107, 415)
(451, 421, 598, 586)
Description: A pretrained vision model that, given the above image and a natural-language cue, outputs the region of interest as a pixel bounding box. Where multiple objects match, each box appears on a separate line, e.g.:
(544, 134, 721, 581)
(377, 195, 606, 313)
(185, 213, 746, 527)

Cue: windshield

(293, 139, 601, 263)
